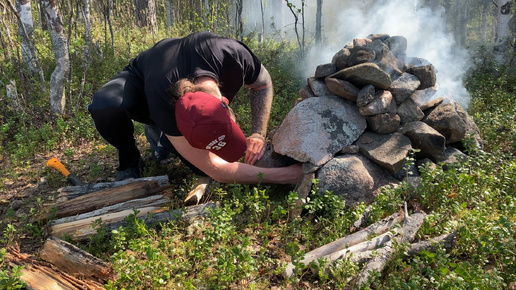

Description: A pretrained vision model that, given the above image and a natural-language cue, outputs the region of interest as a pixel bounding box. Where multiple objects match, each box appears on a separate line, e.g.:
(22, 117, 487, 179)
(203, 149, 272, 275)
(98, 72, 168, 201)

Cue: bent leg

(88, 71, 145, 171)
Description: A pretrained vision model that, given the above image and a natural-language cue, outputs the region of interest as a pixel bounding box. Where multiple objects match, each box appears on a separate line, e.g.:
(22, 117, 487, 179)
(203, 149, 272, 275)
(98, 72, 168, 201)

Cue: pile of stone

(261, 34, 483, 207)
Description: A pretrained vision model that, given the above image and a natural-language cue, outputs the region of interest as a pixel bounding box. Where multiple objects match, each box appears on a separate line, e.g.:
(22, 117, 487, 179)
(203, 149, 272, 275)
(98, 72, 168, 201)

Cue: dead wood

(284, 211, 404, 277)
(184, 176, 218, 206)
(52, 194, 169, 225)
(350, 204, 374, 232)
(57, 175, 170, 200)
(45, 179, 171, 220)
(406, 231, 457, 256)
(353, 211, 427, 288)
(7, 246, 104, 290)
(289, 172, 315, 219)
(39, 236, 116, 281)
(51, 202, 218, 241)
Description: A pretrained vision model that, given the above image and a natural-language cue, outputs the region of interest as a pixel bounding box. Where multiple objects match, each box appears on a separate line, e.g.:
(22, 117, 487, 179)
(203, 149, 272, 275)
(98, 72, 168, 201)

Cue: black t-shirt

(125, 32, 262, 136)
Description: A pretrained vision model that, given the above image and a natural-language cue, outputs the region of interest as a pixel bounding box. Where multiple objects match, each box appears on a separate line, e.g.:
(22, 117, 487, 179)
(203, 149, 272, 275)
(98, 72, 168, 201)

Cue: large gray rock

(356, 84, 376, 107)
(407, 63, 436, 90)
(315, 63, 337, 78)
(332, 47, 351, 70)
(423, 103, 467, 144)
(347, 46, 376, 67)
(368, 39, 403, 80)
(272, 96, 367, 165)
(329, 62, 392, 89)
(400, 121, 446, 161)
(308, 77, 335, 98)
(390, 73, 421, 104)
(384, 36, 407, 58)
(356, 132, 412, 173)
(317, 154, 399, 207)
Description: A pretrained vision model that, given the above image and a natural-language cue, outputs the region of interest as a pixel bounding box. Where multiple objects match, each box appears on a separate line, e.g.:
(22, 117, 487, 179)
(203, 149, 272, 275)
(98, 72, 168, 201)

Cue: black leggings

(88, 69, 206, 176)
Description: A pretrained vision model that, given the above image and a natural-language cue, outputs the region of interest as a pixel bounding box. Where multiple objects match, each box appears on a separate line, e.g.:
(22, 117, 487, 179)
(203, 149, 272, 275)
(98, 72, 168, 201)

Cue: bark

(134, 0, 157, 33)
(40, 0, 69, 115)
(234, 0, 243, 40)
(164, 0, 174, 28)
(315, 0, 322, 47)
(39, 236, 116, 281)
(494, 0, 512, 64)
(16, 0, 37, 73)
(76, 0, 92, 109)
(0, 3, 13, 61)
(481, 0, 490, 43)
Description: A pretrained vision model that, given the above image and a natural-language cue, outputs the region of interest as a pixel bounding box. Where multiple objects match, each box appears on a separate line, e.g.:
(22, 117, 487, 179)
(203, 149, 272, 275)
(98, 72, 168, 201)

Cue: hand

(245, 133, 266, 165)
(286, 163, 303, 184)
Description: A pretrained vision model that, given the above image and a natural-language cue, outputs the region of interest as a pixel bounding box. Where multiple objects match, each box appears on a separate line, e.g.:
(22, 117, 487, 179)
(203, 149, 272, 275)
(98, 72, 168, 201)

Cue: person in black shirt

(88, 32, 301, 184)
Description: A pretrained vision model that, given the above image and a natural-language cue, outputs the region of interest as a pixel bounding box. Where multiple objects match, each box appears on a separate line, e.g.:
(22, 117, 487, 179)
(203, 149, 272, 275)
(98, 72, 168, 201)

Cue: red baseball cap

(175, 91, 247, 162)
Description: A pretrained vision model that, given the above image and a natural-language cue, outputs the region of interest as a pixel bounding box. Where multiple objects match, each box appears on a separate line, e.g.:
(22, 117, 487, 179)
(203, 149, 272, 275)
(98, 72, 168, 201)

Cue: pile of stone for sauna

(269, 34, 483, 207)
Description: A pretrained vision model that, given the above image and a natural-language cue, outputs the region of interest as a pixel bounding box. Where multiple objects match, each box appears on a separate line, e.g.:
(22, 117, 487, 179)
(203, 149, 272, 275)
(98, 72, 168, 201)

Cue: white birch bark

(40, 0, 69, 115)
(494, 0, 512, 64)
(16, 0, 37, 73)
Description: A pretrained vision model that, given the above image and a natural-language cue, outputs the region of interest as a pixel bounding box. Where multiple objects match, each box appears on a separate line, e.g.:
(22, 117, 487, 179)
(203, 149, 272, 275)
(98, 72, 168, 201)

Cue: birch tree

(15, 0, 37, 73)
(134, 0, 157, 33)
(493, 0, 512, 64)
(40, 0, 69, 115)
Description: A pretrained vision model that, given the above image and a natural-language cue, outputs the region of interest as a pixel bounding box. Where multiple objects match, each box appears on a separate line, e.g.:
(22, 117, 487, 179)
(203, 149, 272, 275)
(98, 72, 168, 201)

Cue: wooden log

(184, 176, 216, 206)
(406, 231, 457, 256)
(51, 202, 218, 241)
(52, 194, 169, 225)
(39, 236, 116, 282)
(353, 211, 427, 287)
(7, 247, 104, 290)
(284, 211, 404, 277)
(57, 175, 170, 200)
(47, 179, 171, 219)
(289, 172, 315, 219)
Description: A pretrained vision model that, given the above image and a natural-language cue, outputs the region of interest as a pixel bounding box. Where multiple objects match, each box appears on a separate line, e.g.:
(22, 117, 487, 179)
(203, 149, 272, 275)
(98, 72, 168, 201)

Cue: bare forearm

(250, 86, 273, 136)
(210, 161, 300, 185)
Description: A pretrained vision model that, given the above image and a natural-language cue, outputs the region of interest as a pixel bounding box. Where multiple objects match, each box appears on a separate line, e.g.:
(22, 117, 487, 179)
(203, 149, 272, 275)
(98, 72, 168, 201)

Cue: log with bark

(51, 202, 218, 241)
(39, 236, 115, 281)
(43, 179, 172, 220)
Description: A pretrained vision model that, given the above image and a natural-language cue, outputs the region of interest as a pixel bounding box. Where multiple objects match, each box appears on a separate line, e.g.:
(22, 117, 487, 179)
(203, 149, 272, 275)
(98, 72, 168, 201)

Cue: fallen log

(44, 179, 172, 220)
(51, 202, 218, 241)
(7, 247, 104, 290)
(284, 211, 404, 277)
(57, 175, 170, 200)
(39, 236, 116, 282)
(52, 194, 169, 225)
(353, 211, 427, 287)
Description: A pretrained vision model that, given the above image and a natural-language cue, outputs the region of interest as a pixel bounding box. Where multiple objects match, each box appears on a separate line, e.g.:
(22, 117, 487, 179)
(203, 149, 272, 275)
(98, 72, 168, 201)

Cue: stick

(284, 211, 404, 277)
(353, 211, 426, 287)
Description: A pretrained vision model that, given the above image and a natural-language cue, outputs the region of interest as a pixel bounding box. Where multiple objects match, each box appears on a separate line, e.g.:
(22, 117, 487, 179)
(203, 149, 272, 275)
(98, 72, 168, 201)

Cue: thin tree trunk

(494, 0, 512, 64)
(16, 0, 37, 73)
(481, 0, 490, 43)
(76, 0, 92, 110)
(40, 0, 69, 116)
(0, 3, 14, 61)
(6, 0, 45, 90)
(315, 0, 322, 47)
(164, 0, 174, 28)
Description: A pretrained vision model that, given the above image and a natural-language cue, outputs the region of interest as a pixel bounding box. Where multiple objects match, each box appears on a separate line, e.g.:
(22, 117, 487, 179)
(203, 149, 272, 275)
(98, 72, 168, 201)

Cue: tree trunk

(164, 0, 174, 28)
(40, 0, 69, 115)
(16, 0, 37, 73)
(315, 0, 322, 47)
(134, 0, 157, 33)
(481, 0, 490, 43)
(0, 2, 14, 61)
(234, 0, 243, 40)
(494, 0, 512, 64)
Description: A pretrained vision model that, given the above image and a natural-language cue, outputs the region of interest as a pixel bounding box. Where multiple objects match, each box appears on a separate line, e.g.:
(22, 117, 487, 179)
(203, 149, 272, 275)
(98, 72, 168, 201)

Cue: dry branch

(46, 179, 171, 219)
(39, 236, 115, 281)
(7, 246, 104, 290)
(51, 202, 218, 241)
(406, 231, 457, 256)
(57, 175, 170, 200)
(353, 211, 427, 287)
(284, 211, 404, 277)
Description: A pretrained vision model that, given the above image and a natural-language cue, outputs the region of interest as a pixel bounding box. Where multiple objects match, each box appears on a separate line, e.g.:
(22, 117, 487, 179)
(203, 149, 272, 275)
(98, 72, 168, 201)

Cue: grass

(0, 23, 515, 289)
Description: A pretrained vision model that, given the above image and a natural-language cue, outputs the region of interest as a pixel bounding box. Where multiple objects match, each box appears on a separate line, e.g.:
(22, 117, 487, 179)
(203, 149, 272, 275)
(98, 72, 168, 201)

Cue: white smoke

(243, 0, 472, 108)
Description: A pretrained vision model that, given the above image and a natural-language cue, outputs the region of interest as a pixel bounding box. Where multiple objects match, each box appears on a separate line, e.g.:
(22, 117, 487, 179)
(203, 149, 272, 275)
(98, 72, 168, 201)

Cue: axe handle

(47, 158, 71, 177)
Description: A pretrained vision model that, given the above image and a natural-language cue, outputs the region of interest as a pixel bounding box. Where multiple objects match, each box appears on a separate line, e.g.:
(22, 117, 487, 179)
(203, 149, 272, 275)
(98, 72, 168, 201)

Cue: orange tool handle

(46, 158, 71, 177)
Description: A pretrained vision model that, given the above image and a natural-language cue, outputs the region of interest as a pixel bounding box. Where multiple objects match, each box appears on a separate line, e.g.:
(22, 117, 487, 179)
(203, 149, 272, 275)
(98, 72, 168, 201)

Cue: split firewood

(353, 211, 427, 288)
(7, 246, 104, 290)
(52, 194, 169, 225)
(184, 176, 218, 206)
(289, 172, 315, 219)
(39, 236, 116, 281)
(283, 211, 404, 277)
(51, 202, 218, 241)
(43, 179, 172, 220)
(57, 175, 170, 200)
